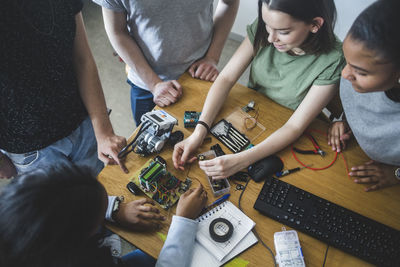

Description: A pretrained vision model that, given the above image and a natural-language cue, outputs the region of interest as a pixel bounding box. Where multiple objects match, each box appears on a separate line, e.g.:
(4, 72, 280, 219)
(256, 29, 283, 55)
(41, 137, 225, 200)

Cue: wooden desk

(99, 73, 400, 266)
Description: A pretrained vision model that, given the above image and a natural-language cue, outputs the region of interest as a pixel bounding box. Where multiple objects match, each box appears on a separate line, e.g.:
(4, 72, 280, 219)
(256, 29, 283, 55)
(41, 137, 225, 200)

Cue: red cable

(291, 146, 338, 170)
(292, 129, 351, 178)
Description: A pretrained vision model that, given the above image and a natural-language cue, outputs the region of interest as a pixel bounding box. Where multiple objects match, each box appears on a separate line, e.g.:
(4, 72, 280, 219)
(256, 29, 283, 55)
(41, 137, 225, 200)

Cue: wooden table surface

(98, 73, 400, 266)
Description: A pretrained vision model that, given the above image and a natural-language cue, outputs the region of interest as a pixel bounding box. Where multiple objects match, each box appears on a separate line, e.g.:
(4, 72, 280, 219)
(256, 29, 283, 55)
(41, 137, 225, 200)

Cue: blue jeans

(1, 117, 104, 177)
(122, 249, 156, 267)
(128, 80, 155, 126)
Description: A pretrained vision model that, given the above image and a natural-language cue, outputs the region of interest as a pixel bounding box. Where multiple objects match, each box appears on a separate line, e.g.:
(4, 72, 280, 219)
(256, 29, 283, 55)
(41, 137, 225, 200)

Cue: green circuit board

(129, 156, 191, 210)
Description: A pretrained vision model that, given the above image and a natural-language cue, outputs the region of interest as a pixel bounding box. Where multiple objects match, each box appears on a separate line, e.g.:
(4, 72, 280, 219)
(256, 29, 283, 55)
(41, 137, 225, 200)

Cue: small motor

(118, 110, 183, 158)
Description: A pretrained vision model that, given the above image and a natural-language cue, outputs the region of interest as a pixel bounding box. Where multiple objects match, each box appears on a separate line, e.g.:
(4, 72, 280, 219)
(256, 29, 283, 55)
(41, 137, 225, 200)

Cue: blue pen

(204, 193, 230, 210)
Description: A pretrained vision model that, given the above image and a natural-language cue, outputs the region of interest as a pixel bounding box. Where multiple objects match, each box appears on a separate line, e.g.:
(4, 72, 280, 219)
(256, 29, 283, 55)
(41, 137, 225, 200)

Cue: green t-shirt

(247, 19, 345, 110)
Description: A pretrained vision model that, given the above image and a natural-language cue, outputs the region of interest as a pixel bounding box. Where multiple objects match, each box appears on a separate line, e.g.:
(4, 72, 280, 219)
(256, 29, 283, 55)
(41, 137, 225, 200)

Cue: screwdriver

(275, 165, 310, 178)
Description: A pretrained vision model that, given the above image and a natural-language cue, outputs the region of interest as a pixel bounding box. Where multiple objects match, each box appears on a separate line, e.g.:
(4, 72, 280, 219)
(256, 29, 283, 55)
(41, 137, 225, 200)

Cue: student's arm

(199, 82, 339, 179)
(156, 186, 207, 267)
(188, 0, 240, 81)
(173, 37, 254, 169)
(102, 8, 182, 107)
(73, 13, 128, 173)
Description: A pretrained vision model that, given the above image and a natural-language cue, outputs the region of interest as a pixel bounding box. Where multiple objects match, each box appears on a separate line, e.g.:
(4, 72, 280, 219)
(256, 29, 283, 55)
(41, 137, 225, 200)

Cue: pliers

(293, 133, 326, 157)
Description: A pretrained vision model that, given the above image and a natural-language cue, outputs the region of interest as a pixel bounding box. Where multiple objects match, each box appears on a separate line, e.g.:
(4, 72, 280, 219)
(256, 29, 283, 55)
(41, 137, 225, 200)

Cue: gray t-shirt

(340, 77, 400, 166)
(93, 0, 214, 90)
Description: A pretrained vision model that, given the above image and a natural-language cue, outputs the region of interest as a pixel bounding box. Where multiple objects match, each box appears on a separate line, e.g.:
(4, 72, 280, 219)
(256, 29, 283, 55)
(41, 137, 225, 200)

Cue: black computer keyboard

(254, 176, 400, 266)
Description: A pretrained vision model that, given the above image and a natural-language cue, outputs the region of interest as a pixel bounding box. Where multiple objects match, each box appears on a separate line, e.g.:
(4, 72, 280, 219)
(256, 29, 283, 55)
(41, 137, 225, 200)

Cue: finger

(138, 205, 161, 213)
(188, 64, 197, 77)
(203, 169, 224, 177)
(181, 148, 194, 164)
(162, 90, 177, 103)
(205, 69, 215, 81)
(172, 144, 183, 169)
(109, 150, 129, 173)
(340, 138, 347, 151)
(350, 163, 374, 171)
(211, 73, 218, 82)
(333, 127, 342, 152)
(198, 66, 210, 80)
(200, 67, 212, 80)
(155, 99, 166, 107)
(327, 127, 332, 145)
(166, 83, 179, 98)
(187, 156, 197, 163)
(353, 176, 375, 183)
(350, 169, 376, 177)
(198, 159, 217, 168)
(365, 184, 380, 192)
(171, 80, 183, 97)
(195, 65, 206, 78)
(136, 198, 155, 206)
(138, 212, 166, 221)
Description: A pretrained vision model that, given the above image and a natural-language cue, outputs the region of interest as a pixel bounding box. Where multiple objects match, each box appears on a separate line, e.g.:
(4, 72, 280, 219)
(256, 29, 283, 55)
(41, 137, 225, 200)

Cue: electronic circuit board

(127, 156, 191, 210)
(184, 111, 201, 128)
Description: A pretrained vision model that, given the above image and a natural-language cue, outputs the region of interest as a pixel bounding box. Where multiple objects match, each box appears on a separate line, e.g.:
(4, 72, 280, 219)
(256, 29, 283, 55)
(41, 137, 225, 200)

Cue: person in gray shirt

(93, 0, 239, 125)
(328, 0, 400, 192)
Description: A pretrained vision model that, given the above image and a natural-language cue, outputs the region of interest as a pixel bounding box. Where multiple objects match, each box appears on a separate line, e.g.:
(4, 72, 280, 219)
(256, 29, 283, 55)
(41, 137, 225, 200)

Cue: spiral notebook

(194, 201, 256, 261)
(190, 230, 258, 267)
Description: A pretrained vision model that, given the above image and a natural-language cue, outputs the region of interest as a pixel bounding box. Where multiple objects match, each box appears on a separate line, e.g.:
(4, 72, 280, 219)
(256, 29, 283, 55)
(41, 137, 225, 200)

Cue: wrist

(204, 52, 219, 65)
(193, 124, 208, 140)
(148, 78, 162, 93)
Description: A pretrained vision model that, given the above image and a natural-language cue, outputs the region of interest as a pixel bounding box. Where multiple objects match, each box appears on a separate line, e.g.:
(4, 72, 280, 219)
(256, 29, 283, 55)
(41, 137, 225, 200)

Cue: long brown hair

(253, 0, 337, 55)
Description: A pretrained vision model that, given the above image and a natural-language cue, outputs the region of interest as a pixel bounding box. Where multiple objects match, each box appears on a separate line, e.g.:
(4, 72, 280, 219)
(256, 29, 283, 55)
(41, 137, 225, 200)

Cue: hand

(349, 160, 400, 192)
(188, 57, 219, 82)
(114, 198, 166, 231)
(97, 134, 128, 173)
(327, 121, 352, 152)
(0, 153, 17, 179)
(151, 80, 183, 107)
(176, 185, 208, 219)
(199, 153, 246, 180)
(172, 133, 204, 170)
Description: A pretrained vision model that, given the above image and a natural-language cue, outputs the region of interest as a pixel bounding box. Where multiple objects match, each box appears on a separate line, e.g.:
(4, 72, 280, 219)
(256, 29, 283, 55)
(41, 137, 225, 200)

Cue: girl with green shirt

(173, 0, 345, 179)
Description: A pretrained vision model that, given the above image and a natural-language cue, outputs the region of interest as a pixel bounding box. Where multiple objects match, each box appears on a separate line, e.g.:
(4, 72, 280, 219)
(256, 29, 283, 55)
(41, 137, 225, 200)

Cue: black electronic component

(168, 131, 184, 146)
(209, 218, 234, 242)
(184, 111, 201, 128)
(210, 143, 225, 157)
(254, 176, 400, 267)
(210, 119, 250, 153)
(248, 155, 283, 183)
(126, 181, 140, 195)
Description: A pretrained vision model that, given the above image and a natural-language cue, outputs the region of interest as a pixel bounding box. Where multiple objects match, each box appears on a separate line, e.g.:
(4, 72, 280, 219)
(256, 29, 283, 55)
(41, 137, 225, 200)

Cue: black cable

(118, 121, 151, 158)
(238, 176, 277, 267)
(322, 245, 329, 267)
